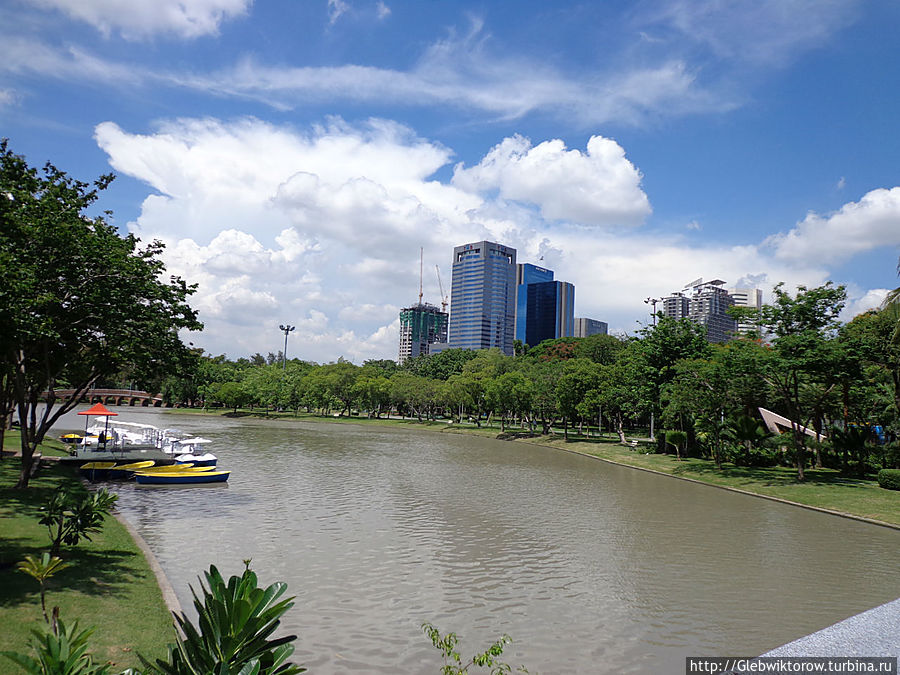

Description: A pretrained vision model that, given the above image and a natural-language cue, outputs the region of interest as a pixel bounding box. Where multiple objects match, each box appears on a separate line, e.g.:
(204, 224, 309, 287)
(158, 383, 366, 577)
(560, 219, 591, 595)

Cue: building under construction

(398, 303, 448, 364)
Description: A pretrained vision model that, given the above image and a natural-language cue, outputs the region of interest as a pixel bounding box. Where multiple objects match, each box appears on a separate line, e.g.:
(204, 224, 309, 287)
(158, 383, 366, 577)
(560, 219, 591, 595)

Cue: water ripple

(53, 410, 900, 674)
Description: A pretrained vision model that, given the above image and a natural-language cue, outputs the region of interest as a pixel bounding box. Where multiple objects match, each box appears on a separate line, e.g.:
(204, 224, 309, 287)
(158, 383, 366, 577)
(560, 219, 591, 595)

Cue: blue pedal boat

(135, 470, 230, 485)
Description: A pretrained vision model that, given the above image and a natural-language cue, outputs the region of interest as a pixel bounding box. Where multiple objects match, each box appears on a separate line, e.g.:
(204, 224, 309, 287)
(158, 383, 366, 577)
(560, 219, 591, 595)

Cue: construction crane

(418, 247, 424, 305)
(435, 265, 448, 312)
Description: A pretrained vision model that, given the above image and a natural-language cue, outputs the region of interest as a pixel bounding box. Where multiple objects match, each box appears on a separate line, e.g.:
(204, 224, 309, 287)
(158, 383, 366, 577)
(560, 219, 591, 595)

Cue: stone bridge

(43, 388, 170, 407)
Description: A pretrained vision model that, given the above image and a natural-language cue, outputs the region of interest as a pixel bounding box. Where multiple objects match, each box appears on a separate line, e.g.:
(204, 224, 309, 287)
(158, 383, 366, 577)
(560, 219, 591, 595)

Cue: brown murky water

(55, 408, 900, 674)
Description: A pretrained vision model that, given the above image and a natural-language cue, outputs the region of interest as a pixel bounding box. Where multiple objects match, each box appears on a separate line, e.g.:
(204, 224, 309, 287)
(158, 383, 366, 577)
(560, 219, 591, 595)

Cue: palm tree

(881, 256, 900, 344)
(725, 415, 772, 465)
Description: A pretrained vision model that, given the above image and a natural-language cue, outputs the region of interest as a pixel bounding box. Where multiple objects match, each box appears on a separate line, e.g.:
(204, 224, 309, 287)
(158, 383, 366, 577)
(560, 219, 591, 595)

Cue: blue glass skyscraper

(515, 263, 575, 347)
(448, 241, 517, 355)
(522, 280, 575, 347)
(515, 263, 554, 342)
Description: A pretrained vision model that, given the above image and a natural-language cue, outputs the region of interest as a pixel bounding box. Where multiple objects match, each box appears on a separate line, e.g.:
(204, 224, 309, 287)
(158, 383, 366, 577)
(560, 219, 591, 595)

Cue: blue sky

(3, 0, 899, 362)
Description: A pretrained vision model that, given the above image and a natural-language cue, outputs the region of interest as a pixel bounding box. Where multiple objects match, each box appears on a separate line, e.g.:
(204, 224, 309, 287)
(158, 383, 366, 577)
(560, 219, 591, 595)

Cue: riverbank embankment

(0, 433, 174, 671)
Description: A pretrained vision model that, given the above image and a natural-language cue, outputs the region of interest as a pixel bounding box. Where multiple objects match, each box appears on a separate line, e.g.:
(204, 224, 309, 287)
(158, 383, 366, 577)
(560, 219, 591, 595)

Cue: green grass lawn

(0, 447, 174, 671)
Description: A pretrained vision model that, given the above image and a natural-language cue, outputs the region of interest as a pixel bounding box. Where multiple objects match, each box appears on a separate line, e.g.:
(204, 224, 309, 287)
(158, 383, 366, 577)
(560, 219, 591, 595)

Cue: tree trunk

(615, 412, 626, 444)
(15, 435, 37, 489)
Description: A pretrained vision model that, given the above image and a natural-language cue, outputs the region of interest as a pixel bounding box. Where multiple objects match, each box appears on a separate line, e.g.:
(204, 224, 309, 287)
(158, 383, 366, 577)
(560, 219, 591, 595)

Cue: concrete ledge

(113, 510, 183, 617)
(763, 597, 900, 659)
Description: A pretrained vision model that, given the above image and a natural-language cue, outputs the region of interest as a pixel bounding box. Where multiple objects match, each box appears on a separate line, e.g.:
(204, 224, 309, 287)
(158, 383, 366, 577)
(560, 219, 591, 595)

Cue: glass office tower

(523, 280, 575, 346)
(515, 263, 554, 342)
(448, 241, 517, 355)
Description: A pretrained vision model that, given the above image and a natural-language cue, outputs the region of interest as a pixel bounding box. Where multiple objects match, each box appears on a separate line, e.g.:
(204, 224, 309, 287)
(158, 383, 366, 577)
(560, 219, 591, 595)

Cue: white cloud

(327, 0, 349, 25)
(766, 187, 900, 265)
(94, 115, 890, 361)
(0, 21, 730, 126)
(452, 134, 651, 227)
(30, 0, 250, 39)
(644, 0, 860, 66)
(0, 87, 17, 107)
(94, 116, 482, 361)
(375, 1, 390, 19)
(841, 287, 888, 323)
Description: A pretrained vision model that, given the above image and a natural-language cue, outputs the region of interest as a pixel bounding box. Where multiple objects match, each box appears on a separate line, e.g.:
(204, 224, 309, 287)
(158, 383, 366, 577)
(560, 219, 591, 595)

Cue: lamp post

(278, 324, 295, 371)
(643, 297, 661, 442)
(644, 297, 660, 325)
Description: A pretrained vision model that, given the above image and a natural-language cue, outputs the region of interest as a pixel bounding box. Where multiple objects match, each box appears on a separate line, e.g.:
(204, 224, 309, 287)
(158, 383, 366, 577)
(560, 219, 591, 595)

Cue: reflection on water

(54, 408, 900, 674)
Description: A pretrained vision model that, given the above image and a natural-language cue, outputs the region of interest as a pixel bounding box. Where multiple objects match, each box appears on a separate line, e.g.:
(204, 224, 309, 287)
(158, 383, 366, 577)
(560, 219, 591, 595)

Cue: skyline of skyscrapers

(400, 240, 760, 359)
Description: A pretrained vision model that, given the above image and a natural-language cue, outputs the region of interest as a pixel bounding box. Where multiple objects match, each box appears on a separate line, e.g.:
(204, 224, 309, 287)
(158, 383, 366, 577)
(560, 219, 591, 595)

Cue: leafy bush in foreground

(877, 469, 900, 490)
(140, 564, 304, 675)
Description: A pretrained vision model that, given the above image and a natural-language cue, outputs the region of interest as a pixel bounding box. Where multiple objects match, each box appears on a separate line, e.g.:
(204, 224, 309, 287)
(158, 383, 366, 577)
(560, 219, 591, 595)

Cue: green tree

(403, 349, 478, 380)
(596, 344, 647, 444)
(637, 316, 711, 439)
(485, 370, 533, 432)
(572, 333, 624, 365)
(211, 381, 249, 413)
(556, 359, 601, 439)
(0, 141, 201, 488)
(756, 282, 847, 480)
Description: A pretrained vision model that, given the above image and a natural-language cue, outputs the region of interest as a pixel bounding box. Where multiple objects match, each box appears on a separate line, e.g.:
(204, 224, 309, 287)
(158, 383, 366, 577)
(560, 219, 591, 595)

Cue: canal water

(54, 408, 900, 673)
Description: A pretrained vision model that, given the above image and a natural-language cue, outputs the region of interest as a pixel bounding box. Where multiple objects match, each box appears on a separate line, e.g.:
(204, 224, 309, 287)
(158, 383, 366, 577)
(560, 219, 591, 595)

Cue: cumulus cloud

(841, 287, 889, 322)
(94, 116, 487, 360)
(452, 135, 651, 227)
(30, 0, 250, 39)
(94, 115, 889, 361)
(766, 187, 900, 265)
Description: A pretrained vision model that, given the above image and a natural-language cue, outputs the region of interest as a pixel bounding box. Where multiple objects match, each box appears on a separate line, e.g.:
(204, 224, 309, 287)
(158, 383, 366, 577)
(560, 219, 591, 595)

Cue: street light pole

(644, 297, 660, 325)
(278, 324, 295, 371)
(643, 297, 661, 442)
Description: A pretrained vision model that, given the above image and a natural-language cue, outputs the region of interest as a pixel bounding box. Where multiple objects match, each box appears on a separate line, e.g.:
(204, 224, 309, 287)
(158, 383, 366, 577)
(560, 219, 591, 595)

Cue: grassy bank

(506, 435, 900, 527)
(176, 408, 900, 527)
(0, 440, 173, 671)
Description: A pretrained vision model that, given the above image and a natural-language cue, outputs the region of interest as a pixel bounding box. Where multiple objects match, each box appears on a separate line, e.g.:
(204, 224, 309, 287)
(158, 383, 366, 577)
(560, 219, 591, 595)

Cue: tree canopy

(0, 140, 202, 487)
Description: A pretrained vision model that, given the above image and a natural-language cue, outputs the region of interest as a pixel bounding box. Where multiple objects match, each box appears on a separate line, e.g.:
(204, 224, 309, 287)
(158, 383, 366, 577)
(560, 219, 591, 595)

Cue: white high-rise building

(728, 287, 763, 335)
(660, 279, 737, 343)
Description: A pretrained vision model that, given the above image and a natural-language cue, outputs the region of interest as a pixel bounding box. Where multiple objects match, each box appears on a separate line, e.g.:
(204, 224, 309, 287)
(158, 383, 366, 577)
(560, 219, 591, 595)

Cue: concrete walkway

(763, 597, 900, 659)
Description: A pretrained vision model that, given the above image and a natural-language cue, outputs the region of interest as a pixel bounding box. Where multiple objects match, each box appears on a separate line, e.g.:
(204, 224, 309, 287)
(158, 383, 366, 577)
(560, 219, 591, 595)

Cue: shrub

(0, 618, 110, 675)
(140, 564, 304, 674)
(877, 469, 900, 490)
(40, 486, 118, 557)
